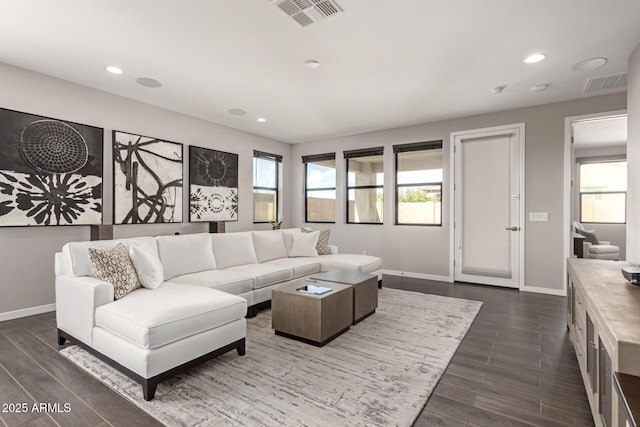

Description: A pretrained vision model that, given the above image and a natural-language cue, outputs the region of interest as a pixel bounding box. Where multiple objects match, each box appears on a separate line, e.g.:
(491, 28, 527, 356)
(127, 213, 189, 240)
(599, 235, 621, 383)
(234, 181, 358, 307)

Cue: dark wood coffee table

(311, 270, 378, 324)
(271, 280, 353, 346)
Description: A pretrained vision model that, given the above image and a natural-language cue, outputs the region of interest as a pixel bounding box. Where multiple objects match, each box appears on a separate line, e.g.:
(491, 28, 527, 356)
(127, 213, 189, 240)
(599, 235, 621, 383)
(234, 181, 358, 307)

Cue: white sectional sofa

(55, 228, 382, 400)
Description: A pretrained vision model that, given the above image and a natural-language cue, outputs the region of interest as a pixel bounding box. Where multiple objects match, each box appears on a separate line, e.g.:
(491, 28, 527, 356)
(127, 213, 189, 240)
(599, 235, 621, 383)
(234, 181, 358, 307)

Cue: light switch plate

(529, 212, 548, 222)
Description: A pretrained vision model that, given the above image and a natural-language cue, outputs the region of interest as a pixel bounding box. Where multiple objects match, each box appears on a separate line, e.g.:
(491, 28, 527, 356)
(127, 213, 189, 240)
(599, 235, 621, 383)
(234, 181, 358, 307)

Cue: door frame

(563, 110, 627, 293)
(449, 123, 526, 290)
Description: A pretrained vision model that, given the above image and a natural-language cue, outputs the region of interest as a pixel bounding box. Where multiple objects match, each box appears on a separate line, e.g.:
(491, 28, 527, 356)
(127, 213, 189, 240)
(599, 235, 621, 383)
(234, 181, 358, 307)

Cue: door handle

(505, 226, 520, 231)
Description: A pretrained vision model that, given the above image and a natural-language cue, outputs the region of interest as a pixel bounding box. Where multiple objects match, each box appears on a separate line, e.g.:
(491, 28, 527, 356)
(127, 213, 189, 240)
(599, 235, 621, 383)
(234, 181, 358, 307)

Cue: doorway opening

(564, 111, 628, 276)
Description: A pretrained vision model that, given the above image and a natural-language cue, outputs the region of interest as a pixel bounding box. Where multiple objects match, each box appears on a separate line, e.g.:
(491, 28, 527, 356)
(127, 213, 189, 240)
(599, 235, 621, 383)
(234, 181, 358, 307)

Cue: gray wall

(291, 93, 627, 292)
(627, 42, 640, 264)
(0, 60, 632, 316)
(0, 63, 292, 315)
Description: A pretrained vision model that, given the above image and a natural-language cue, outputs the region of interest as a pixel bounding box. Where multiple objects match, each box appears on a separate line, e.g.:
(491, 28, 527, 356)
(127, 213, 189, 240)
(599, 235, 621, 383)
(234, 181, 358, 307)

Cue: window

(253, 150, 282, 223)
(303, 153, 336, 223)
(579, 160, 627, 224)
(345, 147, 384, 224)
(394, 141, 443, 226)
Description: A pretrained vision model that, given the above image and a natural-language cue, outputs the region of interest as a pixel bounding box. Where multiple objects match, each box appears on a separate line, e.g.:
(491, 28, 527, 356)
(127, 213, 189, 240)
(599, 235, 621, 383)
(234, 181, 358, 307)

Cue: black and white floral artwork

(189, 146, 238, 221)
(0, 108, 103, 226)
(113, 131, 183, 224)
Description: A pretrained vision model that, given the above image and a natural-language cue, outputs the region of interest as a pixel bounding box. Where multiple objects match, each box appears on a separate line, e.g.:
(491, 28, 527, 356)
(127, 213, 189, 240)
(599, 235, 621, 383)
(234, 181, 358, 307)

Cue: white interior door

(453, 124, 524, 288)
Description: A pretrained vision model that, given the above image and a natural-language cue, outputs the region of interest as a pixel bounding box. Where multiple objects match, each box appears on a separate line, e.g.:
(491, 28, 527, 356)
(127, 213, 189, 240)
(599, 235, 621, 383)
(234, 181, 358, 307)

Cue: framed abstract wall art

(113, 131, 183, 224)
(0, 108, 103, 226)
(189, 146, 238, 222)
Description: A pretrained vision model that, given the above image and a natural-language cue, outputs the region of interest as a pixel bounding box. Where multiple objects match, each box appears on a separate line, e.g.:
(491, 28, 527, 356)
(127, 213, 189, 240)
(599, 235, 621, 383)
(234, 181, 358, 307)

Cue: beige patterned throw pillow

(302, 228, 332, 255)
(88, 243, 141, 300)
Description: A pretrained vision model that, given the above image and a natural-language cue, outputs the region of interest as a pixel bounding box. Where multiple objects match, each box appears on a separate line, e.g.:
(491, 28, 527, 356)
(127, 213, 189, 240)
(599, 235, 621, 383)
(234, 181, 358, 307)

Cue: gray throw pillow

(576, 228, 600, 245)
(315, 229, 332, 255)
(89, 243, 141, 300)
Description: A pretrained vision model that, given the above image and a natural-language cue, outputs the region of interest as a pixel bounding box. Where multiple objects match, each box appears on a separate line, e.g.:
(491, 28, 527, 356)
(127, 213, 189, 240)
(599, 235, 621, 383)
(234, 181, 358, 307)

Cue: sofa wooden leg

(57, 330, 66, 346)
(143, 380, 158, 401)
(378, 279, 382, 289)
(237, 338, 246, 356)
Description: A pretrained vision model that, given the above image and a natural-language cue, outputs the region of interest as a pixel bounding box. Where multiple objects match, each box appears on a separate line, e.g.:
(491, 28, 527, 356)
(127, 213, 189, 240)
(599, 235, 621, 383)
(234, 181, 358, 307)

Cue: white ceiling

(573, 115, 628, 148)
(1, 0, 639, 144)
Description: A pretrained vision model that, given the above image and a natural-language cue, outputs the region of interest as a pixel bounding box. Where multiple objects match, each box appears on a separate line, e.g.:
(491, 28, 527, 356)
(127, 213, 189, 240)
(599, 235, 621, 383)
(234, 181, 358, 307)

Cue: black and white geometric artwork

(0, 108, 103, 226)
(189, 146, 238, 222)
(113, 131, 183, 224)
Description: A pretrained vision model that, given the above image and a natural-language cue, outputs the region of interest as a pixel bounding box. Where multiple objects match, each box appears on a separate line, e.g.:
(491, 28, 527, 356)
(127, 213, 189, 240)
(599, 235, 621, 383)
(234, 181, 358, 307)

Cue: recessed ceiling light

(105, 66, 123, 75)
(135, 77, 162, 88)
(524, 53, 546, 64)
(257, 117, 267, 123)
(531, 83, 550, 92)
(305, 59, 321, 69)
(572, 57, 607, 71)
(228, 108, 247, 116)
(492, 85, 507, 95)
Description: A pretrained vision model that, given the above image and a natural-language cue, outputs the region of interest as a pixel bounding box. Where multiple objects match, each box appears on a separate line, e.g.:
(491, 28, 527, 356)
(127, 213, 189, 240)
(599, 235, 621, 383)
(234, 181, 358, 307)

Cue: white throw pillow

(129, 244, 164, 289)
(302, 228, 332, 255)
(289, 231, 320, 257)
(281, 228, 303, 254)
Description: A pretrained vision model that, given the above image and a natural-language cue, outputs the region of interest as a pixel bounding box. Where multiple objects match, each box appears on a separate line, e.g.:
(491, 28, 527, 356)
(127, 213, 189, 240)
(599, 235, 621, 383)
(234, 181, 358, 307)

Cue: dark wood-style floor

(0, 276, 593, 427)
(384, 276, 594, 427)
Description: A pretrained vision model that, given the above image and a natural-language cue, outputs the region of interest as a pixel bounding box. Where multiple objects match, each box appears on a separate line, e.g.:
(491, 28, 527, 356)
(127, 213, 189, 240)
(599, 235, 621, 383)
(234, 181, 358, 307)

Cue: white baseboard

(0, 303, 56, 322)
(520, 285, 566, 297)
(382, 269, 452, 283)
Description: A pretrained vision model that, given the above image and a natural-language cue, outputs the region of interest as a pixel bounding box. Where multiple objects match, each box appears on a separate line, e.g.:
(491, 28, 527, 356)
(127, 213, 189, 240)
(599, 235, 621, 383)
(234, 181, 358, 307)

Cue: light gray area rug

(61, 288, 482, 427)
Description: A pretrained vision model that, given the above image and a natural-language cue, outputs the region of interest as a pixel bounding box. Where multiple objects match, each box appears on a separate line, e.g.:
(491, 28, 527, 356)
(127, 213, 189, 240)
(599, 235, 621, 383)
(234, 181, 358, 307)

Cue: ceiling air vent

(584, 73, 627, 94)
(270, 0, 343, 27)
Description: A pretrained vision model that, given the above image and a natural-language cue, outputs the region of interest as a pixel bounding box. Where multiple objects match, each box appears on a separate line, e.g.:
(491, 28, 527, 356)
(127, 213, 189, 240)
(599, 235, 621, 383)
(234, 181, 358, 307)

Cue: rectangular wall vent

(270, 0, 343, 27)
(585, 73, 627, 94)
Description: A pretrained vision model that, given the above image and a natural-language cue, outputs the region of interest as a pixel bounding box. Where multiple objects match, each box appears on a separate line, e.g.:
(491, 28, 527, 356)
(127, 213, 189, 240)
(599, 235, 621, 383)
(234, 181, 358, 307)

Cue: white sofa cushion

(157, 233, 217, 281)
(167, 269, 254, 295)
(319, 254, 383, 274)
(129, 244, 164, 289)
(226, 263, 293, 289)
(252, 231, 288, 263)
(289, 231, 320, 257)
(63, 237, 158, 278)
(211, 232, 258, 269)
(95, 284, 246, 350)
(265, 258, 321, 279)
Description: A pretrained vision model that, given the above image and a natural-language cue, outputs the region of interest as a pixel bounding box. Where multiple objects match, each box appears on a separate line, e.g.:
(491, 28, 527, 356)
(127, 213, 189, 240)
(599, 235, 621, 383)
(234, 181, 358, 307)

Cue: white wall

(0, 63, 292, 316)
(292, 93, 627, 292)
(627, 42, 640, 264)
